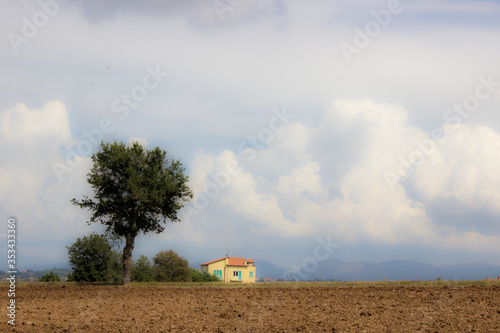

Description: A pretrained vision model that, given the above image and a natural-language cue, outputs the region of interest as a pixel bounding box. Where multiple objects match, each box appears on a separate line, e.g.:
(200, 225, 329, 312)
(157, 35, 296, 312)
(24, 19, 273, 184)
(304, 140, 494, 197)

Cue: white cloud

(0, 101, 73, 147)
(186, 99, 500, 256)
(411, 123, 500, 216)
(0, 101, 95, 260)
(277, 161, 327, 200)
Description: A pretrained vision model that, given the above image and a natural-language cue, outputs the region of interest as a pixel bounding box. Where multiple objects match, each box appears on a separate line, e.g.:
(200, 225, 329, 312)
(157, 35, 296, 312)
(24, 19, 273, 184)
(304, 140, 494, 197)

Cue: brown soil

(1, 284, 499, 332)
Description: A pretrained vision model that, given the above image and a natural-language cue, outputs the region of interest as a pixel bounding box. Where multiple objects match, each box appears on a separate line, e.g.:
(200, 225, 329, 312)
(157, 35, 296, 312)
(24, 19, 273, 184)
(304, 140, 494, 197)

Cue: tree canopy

(131, 255, 154, 282)
(152, 250, 191, 282)
(66, 233, 115, 282)
(71, 141, 193, 283)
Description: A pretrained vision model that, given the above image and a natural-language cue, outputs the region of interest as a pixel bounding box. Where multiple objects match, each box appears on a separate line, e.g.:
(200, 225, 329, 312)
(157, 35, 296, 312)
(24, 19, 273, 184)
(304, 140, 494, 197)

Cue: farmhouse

(200, 256, 256, 283)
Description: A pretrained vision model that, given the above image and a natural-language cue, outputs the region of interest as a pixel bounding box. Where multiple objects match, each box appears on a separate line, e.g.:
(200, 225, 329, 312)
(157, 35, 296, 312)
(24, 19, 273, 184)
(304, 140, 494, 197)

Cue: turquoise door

(238, 271, 241, 281)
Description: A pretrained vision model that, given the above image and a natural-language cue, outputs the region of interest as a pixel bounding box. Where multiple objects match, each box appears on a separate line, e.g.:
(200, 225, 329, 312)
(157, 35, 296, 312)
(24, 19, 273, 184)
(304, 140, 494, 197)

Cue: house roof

(200, 257, 226, 266)
(200, 257, 255, 267)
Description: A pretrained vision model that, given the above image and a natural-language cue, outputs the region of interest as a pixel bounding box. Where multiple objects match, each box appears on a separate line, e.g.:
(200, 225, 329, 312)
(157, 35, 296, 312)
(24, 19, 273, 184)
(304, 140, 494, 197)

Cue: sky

(1, 0, 500, 272)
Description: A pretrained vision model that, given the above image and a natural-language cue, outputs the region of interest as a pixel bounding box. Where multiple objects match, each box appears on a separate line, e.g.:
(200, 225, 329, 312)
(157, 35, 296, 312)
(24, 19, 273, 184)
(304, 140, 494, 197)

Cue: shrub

(39, 271, 61, 282)
(190, 268, 220, 282)
(152, 250, 190, 282)
(66, 233, 116, 282)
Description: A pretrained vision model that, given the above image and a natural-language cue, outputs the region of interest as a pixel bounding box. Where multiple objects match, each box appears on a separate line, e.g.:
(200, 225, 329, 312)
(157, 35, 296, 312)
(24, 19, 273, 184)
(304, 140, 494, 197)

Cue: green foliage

(0, 268, 71, 281)
(108, 250, 123, 284)
(152, 250, 190, 282)
(71, 141, 193, 239)
(39, 271, 61, 282)
(66, 233, 116, 282)
(190, 268, 220, 282)
(71, 141, 193, 284)
(132, 255, 154, 282)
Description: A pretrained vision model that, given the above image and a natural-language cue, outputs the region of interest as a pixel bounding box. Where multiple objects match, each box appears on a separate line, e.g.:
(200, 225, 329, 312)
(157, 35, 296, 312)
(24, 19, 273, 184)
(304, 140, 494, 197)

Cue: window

(233, 271, 241, 280)
(249, 271, 253, 278)
(213, 270, 222, 279)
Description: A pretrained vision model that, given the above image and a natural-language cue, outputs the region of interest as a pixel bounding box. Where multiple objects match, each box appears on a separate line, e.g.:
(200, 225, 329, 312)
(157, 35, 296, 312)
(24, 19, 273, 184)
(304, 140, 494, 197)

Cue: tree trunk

(122, 233, 136, 284)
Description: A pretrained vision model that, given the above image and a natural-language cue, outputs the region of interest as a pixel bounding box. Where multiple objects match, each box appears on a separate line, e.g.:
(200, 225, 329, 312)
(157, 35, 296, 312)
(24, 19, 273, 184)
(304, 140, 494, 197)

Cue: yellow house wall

(204, 260, 227, 281)
(226, 265, 256, 283)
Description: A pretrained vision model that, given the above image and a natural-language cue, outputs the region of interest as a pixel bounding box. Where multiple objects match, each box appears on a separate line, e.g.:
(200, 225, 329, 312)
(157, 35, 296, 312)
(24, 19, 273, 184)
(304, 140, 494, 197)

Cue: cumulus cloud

(0, 101, 75, 202)
(0, 101, 94, 259)
(0, 101, 72, 144)
(409, 123, 500, 229)
(186, 99, 500, 255)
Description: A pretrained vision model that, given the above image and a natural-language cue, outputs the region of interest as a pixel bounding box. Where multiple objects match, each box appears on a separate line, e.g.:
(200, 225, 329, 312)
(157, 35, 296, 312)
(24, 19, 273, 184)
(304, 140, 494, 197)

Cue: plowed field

(1, 284, 499, 332)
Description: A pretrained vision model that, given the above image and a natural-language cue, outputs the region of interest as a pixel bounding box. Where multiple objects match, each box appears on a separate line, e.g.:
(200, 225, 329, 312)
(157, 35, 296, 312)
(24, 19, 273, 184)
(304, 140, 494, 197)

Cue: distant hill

(294, 258, 500, 281)
(253, 259, 286, 279)
(0, 252, 70, 271)
(309, 259, 441, 281)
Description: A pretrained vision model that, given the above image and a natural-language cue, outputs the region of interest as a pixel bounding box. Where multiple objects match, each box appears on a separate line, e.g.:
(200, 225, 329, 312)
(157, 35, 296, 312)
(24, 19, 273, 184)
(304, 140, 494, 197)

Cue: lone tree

(71, 141, 193, 284)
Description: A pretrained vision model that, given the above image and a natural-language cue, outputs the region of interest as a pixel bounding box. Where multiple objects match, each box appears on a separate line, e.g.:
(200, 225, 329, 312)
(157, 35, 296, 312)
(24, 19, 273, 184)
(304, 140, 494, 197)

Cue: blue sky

(1, 0, 500, 270)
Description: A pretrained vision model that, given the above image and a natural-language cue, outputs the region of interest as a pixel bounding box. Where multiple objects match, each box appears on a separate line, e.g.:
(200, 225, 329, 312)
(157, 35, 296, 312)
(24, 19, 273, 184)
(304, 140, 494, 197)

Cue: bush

(39, 271, 61, 282)
(152, 250, 190, 282)
(190, 268, 220, 282)
(132, 255, 154, 282)
(66, 233, 117, 282)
